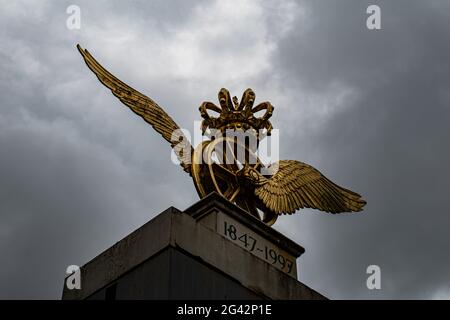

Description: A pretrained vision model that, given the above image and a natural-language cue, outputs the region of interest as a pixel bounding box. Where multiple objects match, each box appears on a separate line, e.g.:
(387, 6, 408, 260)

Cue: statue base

(62, 192, 326, 300)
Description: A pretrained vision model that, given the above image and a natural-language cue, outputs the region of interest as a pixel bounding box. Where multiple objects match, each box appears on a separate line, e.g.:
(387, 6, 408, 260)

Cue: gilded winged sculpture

(77, 44, 366, 226)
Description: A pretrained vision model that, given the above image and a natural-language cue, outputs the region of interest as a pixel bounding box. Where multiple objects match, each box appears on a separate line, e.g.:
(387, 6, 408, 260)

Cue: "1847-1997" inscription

(219, 215, 296, 276)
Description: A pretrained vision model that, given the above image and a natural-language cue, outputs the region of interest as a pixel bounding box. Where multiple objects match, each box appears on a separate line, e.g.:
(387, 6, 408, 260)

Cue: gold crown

(199, 88, 273, 135)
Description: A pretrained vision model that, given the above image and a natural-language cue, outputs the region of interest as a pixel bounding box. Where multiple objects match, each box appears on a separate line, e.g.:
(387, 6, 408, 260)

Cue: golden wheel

(191, 136, 278, 225)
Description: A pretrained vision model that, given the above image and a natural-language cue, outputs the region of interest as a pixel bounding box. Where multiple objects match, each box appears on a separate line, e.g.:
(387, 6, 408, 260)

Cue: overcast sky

(1, 0, 450, 299)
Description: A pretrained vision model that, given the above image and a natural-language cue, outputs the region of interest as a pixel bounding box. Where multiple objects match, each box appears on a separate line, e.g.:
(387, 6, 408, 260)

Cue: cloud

(271, 0, 450, 299)
(0, 0, 449, 299)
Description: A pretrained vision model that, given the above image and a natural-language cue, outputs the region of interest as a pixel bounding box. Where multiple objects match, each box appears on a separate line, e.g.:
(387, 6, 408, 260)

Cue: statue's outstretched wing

(255, 160, 366, 214)
(77, 44, 192, 174)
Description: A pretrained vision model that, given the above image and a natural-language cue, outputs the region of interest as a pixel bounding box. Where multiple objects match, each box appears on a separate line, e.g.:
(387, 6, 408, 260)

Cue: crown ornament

(199, 88, 273, 136)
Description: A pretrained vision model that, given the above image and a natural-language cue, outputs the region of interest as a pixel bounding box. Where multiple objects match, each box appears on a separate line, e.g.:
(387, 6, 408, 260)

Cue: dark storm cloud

(1, 0, 449, 299)
(0, 0, 201, 299)
(271, 0, 450, 299)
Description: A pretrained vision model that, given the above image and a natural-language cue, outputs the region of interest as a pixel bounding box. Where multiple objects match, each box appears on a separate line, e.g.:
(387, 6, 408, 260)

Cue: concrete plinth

(62, 192, 326, 300)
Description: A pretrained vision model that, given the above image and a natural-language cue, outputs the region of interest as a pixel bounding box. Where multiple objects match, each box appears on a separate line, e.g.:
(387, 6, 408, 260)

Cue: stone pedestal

(62, 192, 326, 300)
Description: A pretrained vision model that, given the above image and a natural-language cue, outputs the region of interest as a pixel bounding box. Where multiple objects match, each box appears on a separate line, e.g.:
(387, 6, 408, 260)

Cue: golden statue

(77, 45, 366, 226)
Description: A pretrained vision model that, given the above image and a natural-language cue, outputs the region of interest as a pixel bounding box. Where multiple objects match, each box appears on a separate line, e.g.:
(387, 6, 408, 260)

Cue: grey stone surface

(62, 193, 326, 300)
(86, 248, 263, 300)
(185, 193, 305, 259)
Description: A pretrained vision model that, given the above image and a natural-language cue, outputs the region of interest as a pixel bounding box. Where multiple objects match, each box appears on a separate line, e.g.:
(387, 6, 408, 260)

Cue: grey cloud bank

(0, 0, 449, 299)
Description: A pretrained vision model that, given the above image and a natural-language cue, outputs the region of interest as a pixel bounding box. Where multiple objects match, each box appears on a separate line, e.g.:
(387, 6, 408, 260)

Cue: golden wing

(255, 160, 366, 214)
(77, 44, 192, 174)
